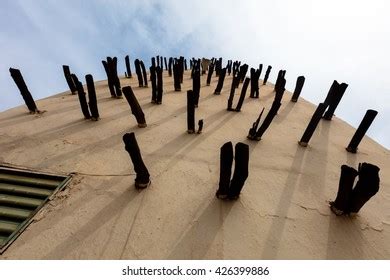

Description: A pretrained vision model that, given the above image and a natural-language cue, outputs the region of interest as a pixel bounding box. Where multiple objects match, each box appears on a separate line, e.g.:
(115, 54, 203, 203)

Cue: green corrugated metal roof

(0, 166, 71, 253)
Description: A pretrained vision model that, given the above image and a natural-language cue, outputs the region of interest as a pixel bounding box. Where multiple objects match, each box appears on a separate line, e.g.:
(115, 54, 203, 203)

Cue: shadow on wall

(260, 144, 308, 259)
(44, 176, 139, 259)
(148, 109, 239, 177)
(167, 198, 234, 259)
(298, 120, 331, 206)
(326, 215, 365, 259)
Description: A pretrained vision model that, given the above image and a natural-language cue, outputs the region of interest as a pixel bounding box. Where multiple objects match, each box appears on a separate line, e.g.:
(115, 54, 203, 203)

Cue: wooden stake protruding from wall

(249, 67, 261, 98)
(298, 103, 327, 147)
(263, 65, 272, 85)
(291, 76, 305, 102)
(123, 132, 151, 189)
(122, 86, 147, 128)
(322, 81, 348, 120)
(214, 67, 227, 95)
(72, 74, 91, 119)
(125, 55, 132, 78)
(85, 74, 100, 121)
(346, 109, 378, 153)
(62, 65, 77, 94)
(216, 141, 249, 200)
(9, 68, 41, 114)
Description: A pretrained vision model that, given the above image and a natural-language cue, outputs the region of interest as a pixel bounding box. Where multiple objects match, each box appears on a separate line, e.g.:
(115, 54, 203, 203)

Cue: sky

(0, 0, 389, 148)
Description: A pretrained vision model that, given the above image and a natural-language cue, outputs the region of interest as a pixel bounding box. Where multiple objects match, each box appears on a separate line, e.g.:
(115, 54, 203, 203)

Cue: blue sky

(1, 0, 389, 148)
